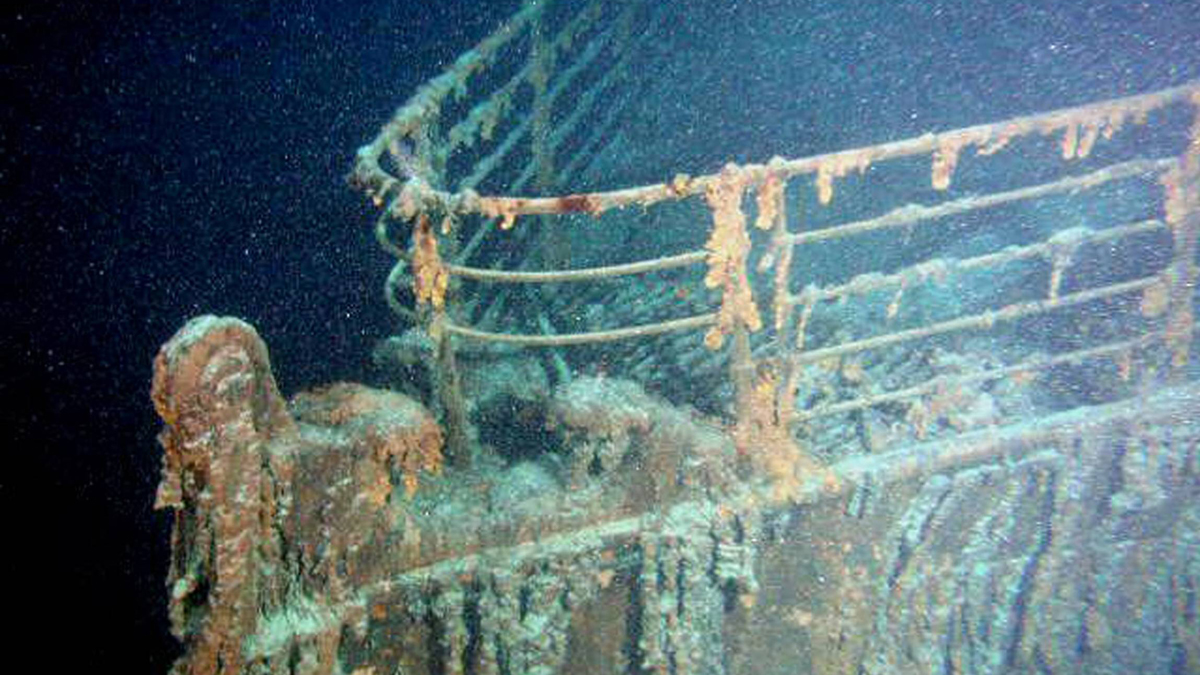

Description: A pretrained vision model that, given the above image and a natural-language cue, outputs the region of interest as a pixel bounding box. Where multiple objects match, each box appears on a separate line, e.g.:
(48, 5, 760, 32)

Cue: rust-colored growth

(1060, 117, 1107, 160)
(1162, 95, 1200, 227)
(703, 165, 762, 350)
(755, 172, 785, 231)
(150, 317, 292, 445)
(1137, 276, 1166, 317)
(815, 149, 873, 205)
(151, 316, 296, 675)
(755, 169, 795, 334)
(931, 134, 967, 191)
(772, 243, 794, 333)
(292, 383, 444, 502)
(977, 124, 1017, 156)
(1060, 121, 1080, 159)
(391, 176, 429, 222)
(1116, 349, 1134, 382)
(1160, 95, 1200, 369)
(479, 196, 520, 230)
(1060, 118, 1105, 160)
(1076, 120, 1101, 158)
(668, 173, 692, 197)
(412, 215, 449, 309)
(1053, 104, 1138, 161)
(1162, 160, 1192, 226)
(557, 192, 604, 215)
(734, 364, 829, 503)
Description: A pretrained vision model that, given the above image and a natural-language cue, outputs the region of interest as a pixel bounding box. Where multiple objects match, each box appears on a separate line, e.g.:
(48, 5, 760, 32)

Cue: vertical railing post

(1163, 96, 1200, 377)
(730, 324, 757, 433)
(433, 311, 471, 468)
(412, 215, 471, 467)
(759, 169, 798, 427)
(701, 165, 764, 447)
(529, 12, 555, 197)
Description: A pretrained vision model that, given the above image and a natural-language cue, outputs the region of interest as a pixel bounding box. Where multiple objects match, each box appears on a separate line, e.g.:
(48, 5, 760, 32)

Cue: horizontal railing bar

(786, 276, 1157, 366)
(793, 330, 1163, 422)
(445, 312, 717, 346)
(785, 158, 1173, 247)
(787, 217, 1167, 308)
(832, 380, 1200, 491)
(447, 251, 706, 283)
(347, 380, 1200, 598)
(373, 81, 1198, 219)
(956, 219, 1165, 271)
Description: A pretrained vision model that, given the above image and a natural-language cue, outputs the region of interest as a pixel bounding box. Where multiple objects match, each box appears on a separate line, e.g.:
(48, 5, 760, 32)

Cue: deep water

(3, 1, 1198, 673)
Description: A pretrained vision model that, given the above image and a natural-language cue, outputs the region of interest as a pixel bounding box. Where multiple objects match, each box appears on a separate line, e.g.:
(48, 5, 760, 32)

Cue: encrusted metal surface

(152, 316, 1200, 675)
(151, 3, 1200, 673)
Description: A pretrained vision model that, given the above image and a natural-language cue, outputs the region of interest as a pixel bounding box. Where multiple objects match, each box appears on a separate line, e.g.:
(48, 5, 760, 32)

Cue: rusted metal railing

(352, 0, 1200, 480)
